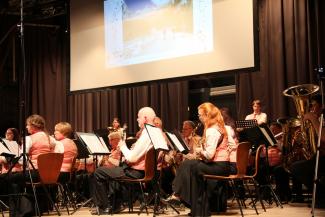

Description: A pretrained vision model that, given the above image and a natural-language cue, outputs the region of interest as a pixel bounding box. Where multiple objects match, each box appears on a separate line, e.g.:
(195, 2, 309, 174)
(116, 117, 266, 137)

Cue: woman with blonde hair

(167, 102, 230, 216)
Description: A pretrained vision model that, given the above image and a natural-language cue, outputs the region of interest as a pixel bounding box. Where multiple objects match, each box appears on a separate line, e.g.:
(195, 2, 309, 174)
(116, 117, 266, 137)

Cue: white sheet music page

(166, 132, 185, 152)
(259, 127, 276, 147)
(80, 134, 110, 154)
(6, 140, 20, 156)
(145, 124, 169, 151)
(0, 139, 12, 155)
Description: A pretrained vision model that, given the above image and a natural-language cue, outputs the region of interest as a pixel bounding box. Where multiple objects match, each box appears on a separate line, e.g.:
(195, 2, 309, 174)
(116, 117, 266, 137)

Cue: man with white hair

(91, 107, 157, 215)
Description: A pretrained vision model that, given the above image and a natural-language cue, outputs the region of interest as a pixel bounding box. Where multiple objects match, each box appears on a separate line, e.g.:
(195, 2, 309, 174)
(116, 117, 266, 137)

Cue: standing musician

(290, 95, 325, 208)
(90, 107, 158, 215)
(166, 102, 230, 216)
(245, 99, 268, 125)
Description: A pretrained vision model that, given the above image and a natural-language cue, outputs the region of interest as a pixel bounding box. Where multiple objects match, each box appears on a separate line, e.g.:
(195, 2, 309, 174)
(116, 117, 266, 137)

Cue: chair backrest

(143, 148, 155, 181)
(37, 152, 64, 184)
(252, 144, 264, 178)
(235, 142, 252, 176)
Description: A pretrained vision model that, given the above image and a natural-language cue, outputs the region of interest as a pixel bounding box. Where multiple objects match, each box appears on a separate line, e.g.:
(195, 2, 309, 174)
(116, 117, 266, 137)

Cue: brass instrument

(282, 84, 319, 170)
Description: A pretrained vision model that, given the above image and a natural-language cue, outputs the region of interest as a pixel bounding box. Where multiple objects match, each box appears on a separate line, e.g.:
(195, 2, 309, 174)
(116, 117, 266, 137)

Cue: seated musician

(290, 95, 325, 208)
(0, 128, 22, 174)
(182, 120, 201, 161)
(100, 132, 122, 168)
(167, 102, 230, 216)
(53, 122, 78, 183)
(245, 99, 268, 125)
(6, 114, 61, 216)
(90, 107, 158, 215)
(220, 107, 239, 174)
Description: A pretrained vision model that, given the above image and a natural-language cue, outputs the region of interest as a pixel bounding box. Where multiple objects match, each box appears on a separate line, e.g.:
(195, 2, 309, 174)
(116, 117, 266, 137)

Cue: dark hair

(252, 99, 261, 106)
(6, 128, 21, 144)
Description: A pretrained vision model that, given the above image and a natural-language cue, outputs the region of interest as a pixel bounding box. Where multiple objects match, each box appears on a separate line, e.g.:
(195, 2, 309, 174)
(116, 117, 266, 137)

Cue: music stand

(165, 131, 189, 154)
(235, 119, 258, 129)
(240, 124, 282, 207)
(144, 124, 180, 215)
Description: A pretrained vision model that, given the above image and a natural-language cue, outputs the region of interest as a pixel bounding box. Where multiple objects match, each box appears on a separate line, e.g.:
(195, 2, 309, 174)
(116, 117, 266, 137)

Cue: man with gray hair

(91, 107, 157, 215)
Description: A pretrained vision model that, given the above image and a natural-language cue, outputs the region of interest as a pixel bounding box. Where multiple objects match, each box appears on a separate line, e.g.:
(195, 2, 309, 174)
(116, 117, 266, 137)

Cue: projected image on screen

(104, 0, 213, 68)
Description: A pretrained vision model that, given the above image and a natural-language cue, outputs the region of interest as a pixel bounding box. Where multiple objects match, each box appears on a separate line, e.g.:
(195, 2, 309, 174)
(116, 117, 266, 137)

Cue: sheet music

(259, 127, 276, 147)
(144, 124, 169, 151)
(166, 132, 185, 152)
(78, 133, 110, 154)
(0, 139, 19, 157)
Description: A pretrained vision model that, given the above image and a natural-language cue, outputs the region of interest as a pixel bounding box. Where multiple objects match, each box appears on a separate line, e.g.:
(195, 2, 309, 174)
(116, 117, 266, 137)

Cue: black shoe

(111, 205, 126, 214)
(91, 208, 110, 215)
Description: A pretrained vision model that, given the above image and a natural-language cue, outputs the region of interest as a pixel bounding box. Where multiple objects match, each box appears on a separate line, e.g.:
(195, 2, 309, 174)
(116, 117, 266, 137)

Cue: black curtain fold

(236, 0, 323, 122)
(1, 0, 325, 134)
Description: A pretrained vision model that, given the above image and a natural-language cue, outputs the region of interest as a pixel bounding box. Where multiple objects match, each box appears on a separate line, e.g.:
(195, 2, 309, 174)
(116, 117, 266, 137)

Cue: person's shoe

(164, 194, 180, 203)
(91, 207, 110, 215)
(111, 205, 126, 214)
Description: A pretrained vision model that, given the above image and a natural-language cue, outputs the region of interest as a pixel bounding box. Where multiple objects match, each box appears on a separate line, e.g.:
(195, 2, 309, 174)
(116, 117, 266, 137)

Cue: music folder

(165, 130, 189, 154)
(0, 138, 19, 158)
(144, 124, 169, 151)
(75, 132, 110, 155)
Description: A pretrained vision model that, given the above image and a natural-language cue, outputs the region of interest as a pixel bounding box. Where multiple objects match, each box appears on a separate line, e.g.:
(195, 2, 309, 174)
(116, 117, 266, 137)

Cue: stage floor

(4, 201, 321, 217)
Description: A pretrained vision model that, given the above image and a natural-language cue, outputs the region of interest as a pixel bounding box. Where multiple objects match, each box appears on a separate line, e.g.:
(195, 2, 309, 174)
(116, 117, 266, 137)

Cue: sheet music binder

(144, 124, 169, 151)
(165, 130, 189, 154)
(75, 132, 110, 155)
(0, 138, 19, 158)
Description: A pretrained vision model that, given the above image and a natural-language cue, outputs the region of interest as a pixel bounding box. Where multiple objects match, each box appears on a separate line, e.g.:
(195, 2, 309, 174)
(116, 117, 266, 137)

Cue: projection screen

(70, 0, 257, 92)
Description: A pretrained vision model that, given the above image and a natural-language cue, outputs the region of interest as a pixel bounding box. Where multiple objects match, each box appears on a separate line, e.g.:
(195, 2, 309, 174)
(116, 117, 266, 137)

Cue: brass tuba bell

(282, 84, 319, 170)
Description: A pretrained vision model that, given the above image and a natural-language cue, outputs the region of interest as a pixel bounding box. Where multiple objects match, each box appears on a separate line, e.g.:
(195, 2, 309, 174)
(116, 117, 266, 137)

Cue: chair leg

(230, 180, 244, 217)
(251, 179, 266, 212)
(42, 185, 61, 216)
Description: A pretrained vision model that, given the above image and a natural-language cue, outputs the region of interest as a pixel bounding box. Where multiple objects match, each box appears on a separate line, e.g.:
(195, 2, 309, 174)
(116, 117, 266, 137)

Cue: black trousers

(290, 155, 325, 200)
(173, 160, 230, 217)
(90, 166, 144, 210)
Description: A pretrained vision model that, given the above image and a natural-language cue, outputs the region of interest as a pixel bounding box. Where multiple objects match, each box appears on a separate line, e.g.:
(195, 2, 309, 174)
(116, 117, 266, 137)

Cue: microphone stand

(16, 0, 40, 216)
(312, 67, 324, 217)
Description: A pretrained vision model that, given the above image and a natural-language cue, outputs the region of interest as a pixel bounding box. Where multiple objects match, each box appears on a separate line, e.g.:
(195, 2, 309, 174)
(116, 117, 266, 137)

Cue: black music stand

(144, 124, 180, 216)
(165, 131, 190, 154)
(73, 133, 110, 212)
(240, 124, 282, 207)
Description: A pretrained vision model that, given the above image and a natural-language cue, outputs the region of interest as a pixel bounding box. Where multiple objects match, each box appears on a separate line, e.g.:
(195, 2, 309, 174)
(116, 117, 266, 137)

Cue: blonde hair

(26, 114, 46, 130)
(108, 131, 122, 140)
(55, 122, 73, 138)
(198, 102, 226, 132)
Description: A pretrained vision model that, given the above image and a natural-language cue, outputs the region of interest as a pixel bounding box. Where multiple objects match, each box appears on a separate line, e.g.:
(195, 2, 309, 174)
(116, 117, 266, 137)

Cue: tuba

(282, 84, 319, 170)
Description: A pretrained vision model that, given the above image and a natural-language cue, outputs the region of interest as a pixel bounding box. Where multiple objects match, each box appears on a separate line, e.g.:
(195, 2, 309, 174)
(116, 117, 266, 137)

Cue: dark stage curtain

(236, 0, 325, 122)
(1, 0, 324, 134)
(67, 81, 188, 135)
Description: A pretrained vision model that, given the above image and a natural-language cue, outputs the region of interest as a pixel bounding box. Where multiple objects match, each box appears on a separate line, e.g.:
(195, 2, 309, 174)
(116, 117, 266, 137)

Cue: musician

(182, 120, 201, 160)
(0, 128, 22, 174)
(53, 122, 78, 183)
(90, 107, 157, 215)
(220, 107, 239, 174)
(6, 114, 59, 216)
(108, 117, 124, 137)
(290, 95, 325, 207)
(100, 132, 122, 168)
(245, 99, 268, 125)
(167, 102, 230, 216)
